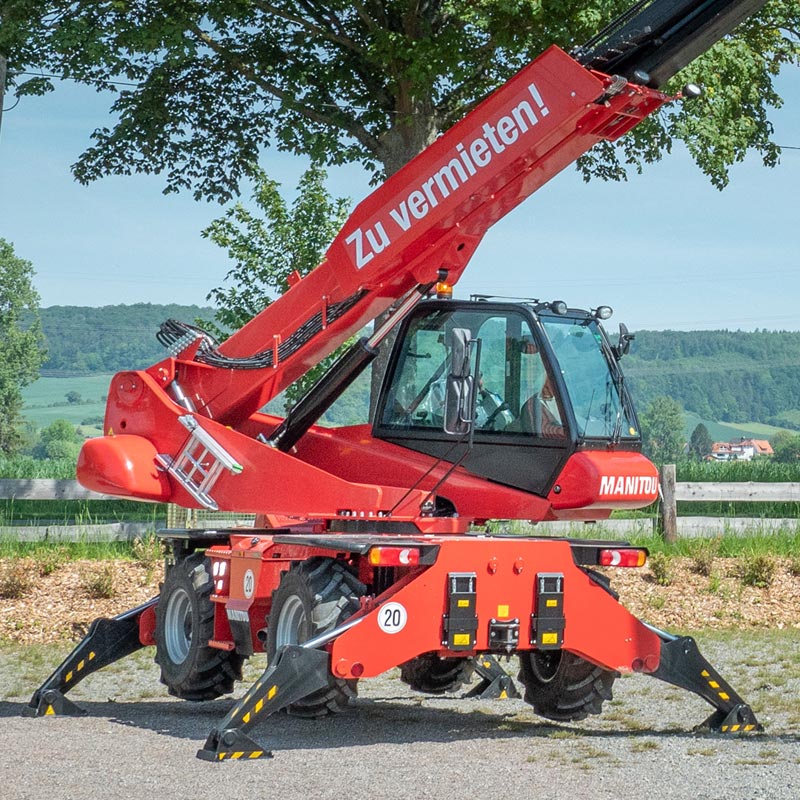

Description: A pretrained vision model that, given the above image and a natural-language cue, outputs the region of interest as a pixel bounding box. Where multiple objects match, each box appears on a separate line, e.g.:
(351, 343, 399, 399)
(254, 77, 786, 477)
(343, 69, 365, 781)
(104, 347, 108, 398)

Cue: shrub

(648, 552, 673, 586)
(737, 553, 777, 589)
(35, 547, 69, 577)
(80, 564, 116, 599)
(132, 534, 163, 568)
(0, 561, 32, 598)
(690, 538, 720, 577)
(788, 555, 800, 578)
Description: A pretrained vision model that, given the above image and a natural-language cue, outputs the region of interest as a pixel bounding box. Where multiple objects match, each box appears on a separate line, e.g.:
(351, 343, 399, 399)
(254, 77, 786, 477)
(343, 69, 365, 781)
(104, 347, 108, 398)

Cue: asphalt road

(1, 633, 798, 800)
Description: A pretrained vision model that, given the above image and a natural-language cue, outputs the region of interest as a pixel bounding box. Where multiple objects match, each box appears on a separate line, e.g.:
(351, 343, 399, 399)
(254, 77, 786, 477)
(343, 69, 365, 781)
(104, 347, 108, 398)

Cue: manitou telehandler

(30, 0, 769, 759)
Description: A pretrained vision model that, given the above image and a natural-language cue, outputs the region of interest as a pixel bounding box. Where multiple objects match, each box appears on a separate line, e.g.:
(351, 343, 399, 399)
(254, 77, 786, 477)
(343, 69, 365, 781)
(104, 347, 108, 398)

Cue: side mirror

(444, 328, 476, 435)
(613, 323, 635, 360)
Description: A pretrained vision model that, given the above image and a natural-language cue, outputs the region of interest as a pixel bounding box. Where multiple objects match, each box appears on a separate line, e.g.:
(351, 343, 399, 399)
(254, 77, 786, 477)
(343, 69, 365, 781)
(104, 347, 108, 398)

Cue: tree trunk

(368, 108, 440, 421)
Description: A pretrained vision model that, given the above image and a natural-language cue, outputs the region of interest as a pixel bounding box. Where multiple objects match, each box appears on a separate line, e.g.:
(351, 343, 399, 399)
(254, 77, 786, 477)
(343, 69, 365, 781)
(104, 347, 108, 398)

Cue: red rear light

(599, 548, 647, 568)
(368, 547, 421, 567)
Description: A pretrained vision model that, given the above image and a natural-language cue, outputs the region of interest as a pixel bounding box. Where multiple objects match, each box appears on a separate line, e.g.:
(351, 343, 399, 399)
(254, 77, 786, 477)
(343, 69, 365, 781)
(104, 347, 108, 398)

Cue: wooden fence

(658, 464, 800, 543)
(0, 479, 152, 542)
(1, 473, 798, 542)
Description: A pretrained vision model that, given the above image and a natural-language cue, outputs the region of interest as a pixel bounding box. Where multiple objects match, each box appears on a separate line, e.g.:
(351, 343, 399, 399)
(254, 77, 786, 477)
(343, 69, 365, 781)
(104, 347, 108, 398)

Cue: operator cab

(374, 299, 640, 496)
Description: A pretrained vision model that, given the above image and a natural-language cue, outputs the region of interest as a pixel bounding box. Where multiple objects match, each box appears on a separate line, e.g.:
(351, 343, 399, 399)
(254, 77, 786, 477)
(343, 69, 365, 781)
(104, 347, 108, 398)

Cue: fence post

(659, 463, 678, 544)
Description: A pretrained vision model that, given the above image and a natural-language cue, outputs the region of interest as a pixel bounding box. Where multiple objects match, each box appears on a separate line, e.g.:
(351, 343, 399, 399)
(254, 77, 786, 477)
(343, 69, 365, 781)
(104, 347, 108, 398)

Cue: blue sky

(1, 68, 798, 332)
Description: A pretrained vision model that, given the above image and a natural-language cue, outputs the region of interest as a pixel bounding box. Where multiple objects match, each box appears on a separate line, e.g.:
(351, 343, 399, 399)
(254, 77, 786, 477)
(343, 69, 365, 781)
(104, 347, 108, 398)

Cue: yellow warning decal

(546, 599, 558, 608)
(458, 599, 470, 608)
(220, 751, 264, 761)
(453, 634, 471, 646)
(497, 604, 509, 618)
(267, 685, 278, 701)
(45, 706, 56, 716)
(541, 633, 559, 645)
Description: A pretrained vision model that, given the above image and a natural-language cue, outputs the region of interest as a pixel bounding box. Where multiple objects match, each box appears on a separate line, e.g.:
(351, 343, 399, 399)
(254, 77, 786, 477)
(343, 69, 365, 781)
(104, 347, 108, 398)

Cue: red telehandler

(30, 0, 769, 760)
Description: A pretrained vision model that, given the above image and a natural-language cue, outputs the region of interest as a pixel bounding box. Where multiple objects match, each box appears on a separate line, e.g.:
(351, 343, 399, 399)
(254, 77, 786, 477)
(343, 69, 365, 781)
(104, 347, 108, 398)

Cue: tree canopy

(2, 1, 797, 201)
(0, 239, 46, 455)
(688, 422, 714, 460)
(200, 162, 352, 407)
(640, 395, 685, 465)
(201, 163, 350, 336)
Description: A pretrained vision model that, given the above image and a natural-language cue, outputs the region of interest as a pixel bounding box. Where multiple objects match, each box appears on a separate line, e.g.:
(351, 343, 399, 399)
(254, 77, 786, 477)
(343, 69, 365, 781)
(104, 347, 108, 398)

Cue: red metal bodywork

(78, 46, 666, 528)
(76, 45, 668, 681)
(204, 534, 662, 676)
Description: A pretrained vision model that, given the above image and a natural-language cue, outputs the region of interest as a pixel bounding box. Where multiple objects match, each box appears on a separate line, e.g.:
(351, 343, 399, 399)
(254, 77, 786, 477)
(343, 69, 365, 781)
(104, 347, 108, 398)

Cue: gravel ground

(1, 631, 798, 800)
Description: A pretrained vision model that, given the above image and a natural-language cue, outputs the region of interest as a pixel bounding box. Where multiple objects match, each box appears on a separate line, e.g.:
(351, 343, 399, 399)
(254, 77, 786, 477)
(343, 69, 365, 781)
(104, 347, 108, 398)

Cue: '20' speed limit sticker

(377, 602, 408, 634)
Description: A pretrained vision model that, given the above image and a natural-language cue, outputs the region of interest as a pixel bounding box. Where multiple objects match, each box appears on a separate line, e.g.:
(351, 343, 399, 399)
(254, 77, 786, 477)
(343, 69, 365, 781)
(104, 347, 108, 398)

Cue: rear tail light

(211, 558, 231, 594)
(599, 548, 647, 568)
(368, 546, 421, 567)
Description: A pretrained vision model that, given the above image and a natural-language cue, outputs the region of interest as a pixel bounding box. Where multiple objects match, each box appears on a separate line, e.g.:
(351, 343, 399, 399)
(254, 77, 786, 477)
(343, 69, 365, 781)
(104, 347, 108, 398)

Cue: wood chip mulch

(0, 556, 798, 646)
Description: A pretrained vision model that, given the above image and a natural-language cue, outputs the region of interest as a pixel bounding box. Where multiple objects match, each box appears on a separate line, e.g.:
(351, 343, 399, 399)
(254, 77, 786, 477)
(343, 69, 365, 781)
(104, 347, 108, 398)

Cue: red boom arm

(169, 48, 669, 425)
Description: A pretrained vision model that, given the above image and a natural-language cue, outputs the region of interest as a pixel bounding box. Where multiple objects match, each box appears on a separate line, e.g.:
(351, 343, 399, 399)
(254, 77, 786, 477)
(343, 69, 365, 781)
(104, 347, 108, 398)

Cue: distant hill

(26, 306, 800, 433)
(35, 303, 216, 375)
(625, 329, 800, 431)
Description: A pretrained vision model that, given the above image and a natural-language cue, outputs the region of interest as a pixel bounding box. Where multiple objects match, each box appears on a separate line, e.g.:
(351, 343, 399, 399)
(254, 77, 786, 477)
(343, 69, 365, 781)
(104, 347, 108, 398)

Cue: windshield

(379, 307, 566, 439)
(540, 316, 638, 440)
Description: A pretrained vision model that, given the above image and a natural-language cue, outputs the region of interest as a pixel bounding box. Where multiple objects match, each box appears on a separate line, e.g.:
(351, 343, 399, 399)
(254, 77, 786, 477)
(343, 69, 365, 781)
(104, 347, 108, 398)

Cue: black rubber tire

(517, 650, 616, 722)
(155, 551, 243, 701)
(399, 653, 475, 694)
(266, 557, 366, 718)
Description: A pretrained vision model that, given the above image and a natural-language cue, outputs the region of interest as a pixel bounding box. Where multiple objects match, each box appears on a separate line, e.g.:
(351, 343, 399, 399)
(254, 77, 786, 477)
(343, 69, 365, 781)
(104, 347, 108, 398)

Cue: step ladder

(157, 415, 243, 511)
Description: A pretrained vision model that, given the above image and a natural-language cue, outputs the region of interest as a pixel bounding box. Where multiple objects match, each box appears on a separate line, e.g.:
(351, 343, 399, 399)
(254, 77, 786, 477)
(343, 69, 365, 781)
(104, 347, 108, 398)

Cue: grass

(623, 527, 800, 559)
(0, 537, 144, 561)
(689, 538, 720, 576)
(646, 552, 673, 586)
(682, 412, 793, 443)
(629, 740, 660, 752)
(0, 498, 166, 527)
(20, 374, 112, 429)
(0, 455, 78, 479)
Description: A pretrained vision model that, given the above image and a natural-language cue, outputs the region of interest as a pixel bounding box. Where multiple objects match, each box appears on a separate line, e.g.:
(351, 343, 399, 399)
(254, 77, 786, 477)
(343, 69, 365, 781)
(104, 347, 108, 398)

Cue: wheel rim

(529, 650, 563, 683)
(275, 594, 307, 648)
(164, 586, 192, 664)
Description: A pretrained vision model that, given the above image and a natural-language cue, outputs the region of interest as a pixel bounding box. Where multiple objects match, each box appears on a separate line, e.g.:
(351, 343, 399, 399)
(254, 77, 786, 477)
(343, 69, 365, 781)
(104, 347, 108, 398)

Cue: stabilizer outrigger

(643, 624, 762, 734)
(28, 594, 761, 762)
(26, 598, 157, 717)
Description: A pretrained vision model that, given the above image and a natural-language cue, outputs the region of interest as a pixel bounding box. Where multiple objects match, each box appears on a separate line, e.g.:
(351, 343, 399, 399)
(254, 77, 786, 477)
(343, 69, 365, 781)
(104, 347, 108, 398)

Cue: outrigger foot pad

(698, 704, 761, 735)
(197, 730, 273, 762)
(25, 688, 87, 718)
(466, 655, 520, 700)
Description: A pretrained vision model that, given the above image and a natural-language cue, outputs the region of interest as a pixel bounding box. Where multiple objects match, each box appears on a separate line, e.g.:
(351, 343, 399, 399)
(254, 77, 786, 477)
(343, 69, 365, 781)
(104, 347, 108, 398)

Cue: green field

(682, 411, 789, 443)
(22, 375, 793, 445)
(21, 374, 112, 431)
